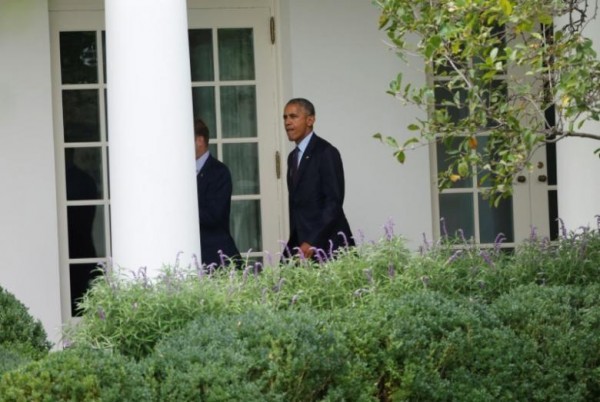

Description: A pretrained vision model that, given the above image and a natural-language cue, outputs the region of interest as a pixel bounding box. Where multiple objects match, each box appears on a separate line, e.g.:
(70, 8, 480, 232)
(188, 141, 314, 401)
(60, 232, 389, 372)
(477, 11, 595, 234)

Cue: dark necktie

(291, 147, 300, 184)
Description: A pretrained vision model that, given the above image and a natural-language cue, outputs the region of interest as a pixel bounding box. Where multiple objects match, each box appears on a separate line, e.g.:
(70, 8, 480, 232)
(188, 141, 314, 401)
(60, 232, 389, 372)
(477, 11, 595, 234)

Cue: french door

(50, 3, 282, 319)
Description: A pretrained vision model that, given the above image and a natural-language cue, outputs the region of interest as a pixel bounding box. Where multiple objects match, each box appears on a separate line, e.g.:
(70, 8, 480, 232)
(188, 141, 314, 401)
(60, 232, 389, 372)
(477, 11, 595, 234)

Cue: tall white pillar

(105, 0, 200, 274)
(556, 19, 600, 230)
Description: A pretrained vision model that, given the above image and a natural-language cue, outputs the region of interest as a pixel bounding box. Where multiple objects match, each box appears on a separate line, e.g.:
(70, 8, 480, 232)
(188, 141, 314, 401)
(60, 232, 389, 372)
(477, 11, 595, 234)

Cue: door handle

(517, 175, 526, 183)
(538, 175, 547, 183)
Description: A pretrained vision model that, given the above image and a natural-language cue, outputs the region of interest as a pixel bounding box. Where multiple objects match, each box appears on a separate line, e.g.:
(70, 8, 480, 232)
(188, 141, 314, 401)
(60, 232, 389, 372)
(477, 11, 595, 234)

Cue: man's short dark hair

(194, 118, 209, 144)
(286, 98, 315, 116)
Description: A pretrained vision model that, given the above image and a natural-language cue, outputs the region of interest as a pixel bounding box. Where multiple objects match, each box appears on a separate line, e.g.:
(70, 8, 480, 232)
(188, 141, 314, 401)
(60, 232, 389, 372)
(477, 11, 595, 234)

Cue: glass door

(188, 7, 281, 263)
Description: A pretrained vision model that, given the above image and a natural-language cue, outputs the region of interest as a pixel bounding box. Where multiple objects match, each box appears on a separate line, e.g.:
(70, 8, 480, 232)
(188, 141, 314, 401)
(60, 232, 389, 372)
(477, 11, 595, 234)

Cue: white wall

(557, 17, 600, 230)
(0, 0, 63, 346)
(280, 0, 433, 247)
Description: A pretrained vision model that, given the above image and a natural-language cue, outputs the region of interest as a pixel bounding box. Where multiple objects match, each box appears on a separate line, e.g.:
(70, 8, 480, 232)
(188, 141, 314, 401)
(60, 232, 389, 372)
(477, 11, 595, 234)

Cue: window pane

(67, 205, 106, 258)
(434, 83, 468, 123)
(62, 89, 100, 142)
(192, 87, 216, 139)
(436, 138, 471, 189)
(189, 29, 214, 82)
(69, 263, 102, 316)
(218, 28, 255, 81)
(223, 143, 259, 195)
(65, 147, 102, 200)
(220, 85, 257, 138)
(231, 200, 262, 252)
(439, 193, 474, 239)
(60, 31, 98, 84)
(478, 194, 514, 243)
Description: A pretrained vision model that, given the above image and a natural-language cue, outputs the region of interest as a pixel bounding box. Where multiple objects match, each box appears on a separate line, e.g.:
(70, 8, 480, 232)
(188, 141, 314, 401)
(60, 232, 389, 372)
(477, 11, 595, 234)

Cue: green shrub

(146, 307, 369, 402)
(0, 286, 51, 358)
(0, 347, 153, 402)
(491, 284, 600, 400)
(0, 345, 32, 378)
(336, 291, 543, 401)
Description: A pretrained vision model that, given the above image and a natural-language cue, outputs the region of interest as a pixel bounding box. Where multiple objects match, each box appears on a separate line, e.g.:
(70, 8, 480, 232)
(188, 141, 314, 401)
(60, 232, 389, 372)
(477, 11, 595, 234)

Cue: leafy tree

(374, 0, 600, 204)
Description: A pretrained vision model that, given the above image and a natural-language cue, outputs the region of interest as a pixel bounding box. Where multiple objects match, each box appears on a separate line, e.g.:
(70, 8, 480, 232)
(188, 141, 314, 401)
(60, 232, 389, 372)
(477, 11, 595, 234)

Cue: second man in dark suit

(195, 119, 240, 267)
(283, 98, 355, 259)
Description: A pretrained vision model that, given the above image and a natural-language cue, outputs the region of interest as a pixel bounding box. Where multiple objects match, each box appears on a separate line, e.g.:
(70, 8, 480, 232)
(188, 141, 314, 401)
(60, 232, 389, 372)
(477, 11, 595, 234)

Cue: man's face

(195, 135, 208, 159)
(283, 103, 315, 144)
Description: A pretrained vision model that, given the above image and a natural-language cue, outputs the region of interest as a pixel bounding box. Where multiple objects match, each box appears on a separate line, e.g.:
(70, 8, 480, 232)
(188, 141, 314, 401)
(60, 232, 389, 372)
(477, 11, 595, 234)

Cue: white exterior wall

(0, 0, 63, 346)
(280, 0, 433, 247)
(557, 20, 600, 230)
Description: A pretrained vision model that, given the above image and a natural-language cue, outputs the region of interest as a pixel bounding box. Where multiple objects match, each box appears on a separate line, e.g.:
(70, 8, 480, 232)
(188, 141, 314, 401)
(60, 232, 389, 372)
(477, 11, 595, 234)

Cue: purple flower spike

(314, 247, 324, 264)
(290, 294, 299, 305)
(445, 249, 463, 265)
(338, 231, 349, 247)
(293, 246, 306, 261)
(421, 276, 430, 288)
(174, 251, 183, 269)
(457, 228, 466, 243)
(557, 217, 567, 238)
(388, 264, 396, 278)
(272, 278, 285, 293)
(316, 248, 328, 264)
(218, 250, 227, 267)
(422, 232, 430, 251)
(97, 307, 106, 321)
(595, 215, 600, 230)
(279, 240, 292, 258)
(479, 250, 494, 267)
(529, 226, 538, 242)
(328, 240, 334, 259)
(383, 218, 395, 241)
(264, 250, 274, 267)
(440, 217, 448, 238)
(254, 262, 263, 277)
(493, 233, 506, 253)
(357, 229, 366, 245)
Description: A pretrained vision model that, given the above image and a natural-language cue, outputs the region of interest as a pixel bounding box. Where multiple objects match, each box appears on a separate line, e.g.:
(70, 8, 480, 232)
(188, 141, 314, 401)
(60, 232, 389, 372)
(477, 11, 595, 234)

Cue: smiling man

(283, 98, 354, 260)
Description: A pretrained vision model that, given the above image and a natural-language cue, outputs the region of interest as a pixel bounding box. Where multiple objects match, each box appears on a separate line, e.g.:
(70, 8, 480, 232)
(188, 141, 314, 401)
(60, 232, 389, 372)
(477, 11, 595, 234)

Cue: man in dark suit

(195, 119, 240, 267)
(283, 98, 355, 260)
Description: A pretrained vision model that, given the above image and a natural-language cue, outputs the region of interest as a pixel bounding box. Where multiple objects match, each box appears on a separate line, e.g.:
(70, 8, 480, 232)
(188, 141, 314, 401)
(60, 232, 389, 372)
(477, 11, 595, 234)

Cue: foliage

(146, 308, 366, 402)
(47, 222, 600, 400)
(0, 346, 32, 379)
(0, 285, 51, 359)
(374, 0, 600, 203)
(68, 221, 600, 362)
(0, 346, 153, 402)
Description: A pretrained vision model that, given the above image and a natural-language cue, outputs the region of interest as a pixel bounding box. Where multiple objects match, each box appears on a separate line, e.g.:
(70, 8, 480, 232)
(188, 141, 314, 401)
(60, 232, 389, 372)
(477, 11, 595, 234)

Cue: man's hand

(299, 242, 314, 259)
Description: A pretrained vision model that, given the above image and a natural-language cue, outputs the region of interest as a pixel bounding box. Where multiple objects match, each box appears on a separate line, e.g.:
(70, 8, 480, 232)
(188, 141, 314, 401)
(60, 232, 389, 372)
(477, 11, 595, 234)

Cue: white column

(105, 0, 200, 274)
(556, 20, 600, 231)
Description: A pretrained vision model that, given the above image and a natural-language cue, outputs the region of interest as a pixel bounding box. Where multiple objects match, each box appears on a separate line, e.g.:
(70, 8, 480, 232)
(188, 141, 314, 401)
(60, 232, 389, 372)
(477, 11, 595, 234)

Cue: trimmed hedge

(0, 347, 153, 401)
(0, 286, 51, 357)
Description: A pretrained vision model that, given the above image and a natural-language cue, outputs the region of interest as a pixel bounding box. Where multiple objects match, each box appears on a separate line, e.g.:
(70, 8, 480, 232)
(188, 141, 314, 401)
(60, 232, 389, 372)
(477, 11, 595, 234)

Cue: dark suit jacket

(286, 134, 354, 257)
(197, 154, 240, 266)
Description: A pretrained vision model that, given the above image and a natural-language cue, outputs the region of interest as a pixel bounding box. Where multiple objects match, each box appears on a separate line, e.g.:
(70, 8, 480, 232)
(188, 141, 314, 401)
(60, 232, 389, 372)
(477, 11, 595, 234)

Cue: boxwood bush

(0, 347, 153, 401)
(146, 307, 366, 402)
(0, 285, 51, 357)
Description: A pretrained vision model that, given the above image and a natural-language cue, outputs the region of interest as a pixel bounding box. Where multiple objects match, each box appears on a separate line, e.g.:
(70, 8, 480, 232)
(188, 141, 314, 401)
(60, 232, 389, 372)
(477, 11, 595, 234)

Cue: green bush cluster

(0, 286, 51, 377)
(1, 224, 599, 400)
(0, 347, 152, 401)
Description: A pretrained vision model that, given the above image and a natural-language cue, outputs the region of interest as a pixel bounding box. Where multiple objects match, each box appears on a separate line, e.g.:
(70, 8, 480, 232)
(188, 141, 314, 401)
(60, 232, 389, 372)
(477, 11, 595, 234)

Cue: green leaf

(394, 150, 406, 164)
(458, 161, 469, 177)
(499, 0, 513, 16)
(385, 136, 399, 148)
(373, 133, 383, 141)
(407, 124, 420, 131)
